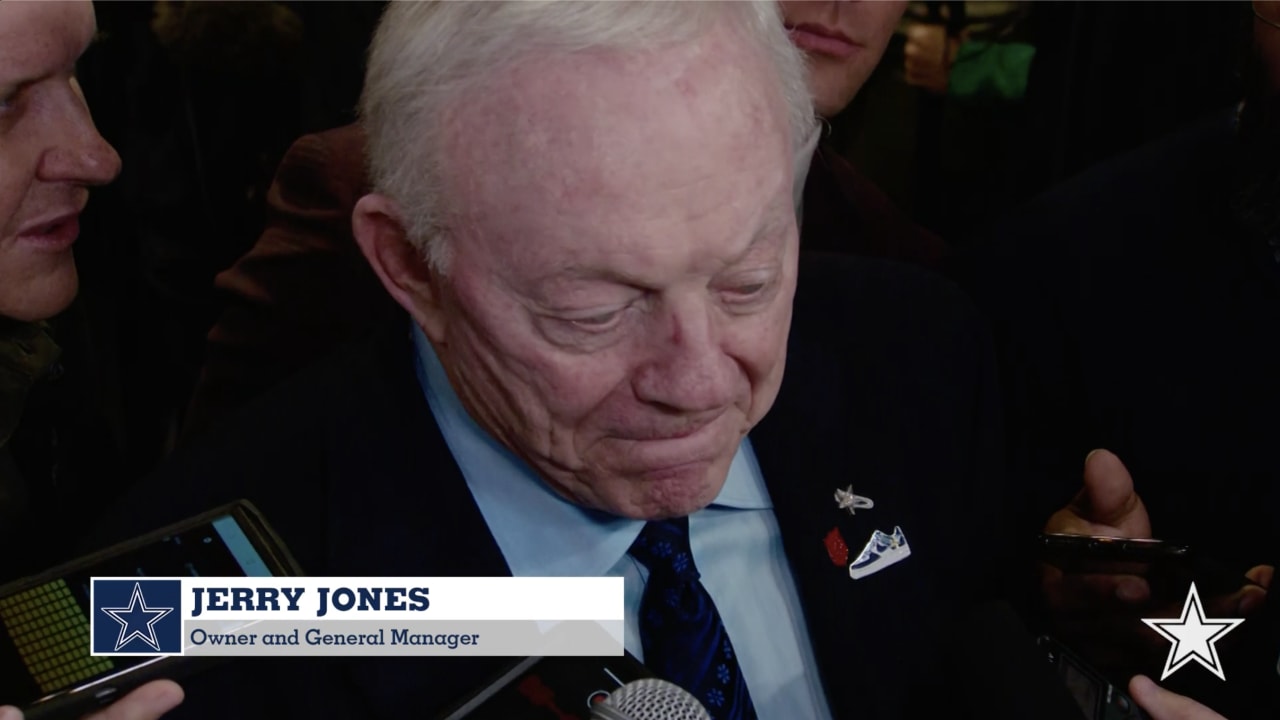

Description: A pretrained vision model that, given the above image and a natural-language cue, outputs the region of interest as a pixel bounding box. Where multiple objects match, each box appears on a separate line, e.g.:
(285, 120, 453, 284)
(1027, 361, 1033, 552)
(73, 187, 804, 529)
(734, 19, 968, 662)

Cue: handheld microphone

(589, 679, 710, 720)
(439, 652, 654, 719)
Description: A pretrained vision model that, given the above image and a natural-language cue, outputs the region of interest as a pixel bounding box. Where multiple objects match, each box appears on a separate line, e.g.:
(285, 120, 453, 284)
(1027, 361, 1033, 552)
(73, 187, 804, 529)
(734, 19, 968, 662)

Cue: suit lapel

(322, 318, 510, 577)
(750, 302, 939, 720)
(321, 319, 514, 716)
(321, 306, 952, 717)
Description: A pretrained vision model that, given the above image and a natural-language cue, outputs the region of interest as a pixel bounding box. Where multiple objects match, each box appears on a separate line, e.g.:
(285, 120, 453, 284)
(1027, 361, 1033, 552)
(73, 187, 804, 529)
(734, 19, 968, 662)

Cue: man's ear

(352, 193, 448, 342)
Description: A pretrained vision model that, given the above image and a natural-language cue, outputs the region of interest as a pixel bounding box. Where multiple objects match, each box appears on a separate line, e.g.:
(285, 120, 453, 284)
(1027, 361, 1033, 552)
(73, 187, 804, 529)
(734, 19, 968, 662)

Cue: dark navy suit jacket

(92, 254, 1028, 719)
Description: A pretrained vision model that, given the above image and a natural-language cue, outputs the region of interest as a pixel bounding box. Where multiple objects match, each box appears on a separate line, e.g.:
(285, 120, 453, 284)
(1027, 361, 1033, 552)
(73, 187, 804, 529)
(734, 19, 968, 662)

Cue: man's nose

(632, 301, 737, 413)
(37, 83, 122, 187)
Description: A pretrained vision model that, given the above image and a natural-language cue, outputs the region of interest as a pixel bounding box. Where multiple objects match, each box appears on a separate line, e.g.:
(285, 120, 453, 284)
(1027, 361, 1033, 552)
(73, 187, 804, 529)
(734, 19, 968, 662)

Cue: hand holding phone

(1034, 449, 1267, 680)
(1038, 635, 1149, 720)
(1127, 676, 1227, 720)
(0, 501, 301, 720)
(0, 681, 184, 720)
(1038, 534, 1190, 570)
(1037, 533, 1261, 596)
(1042, 450, 1156, 606)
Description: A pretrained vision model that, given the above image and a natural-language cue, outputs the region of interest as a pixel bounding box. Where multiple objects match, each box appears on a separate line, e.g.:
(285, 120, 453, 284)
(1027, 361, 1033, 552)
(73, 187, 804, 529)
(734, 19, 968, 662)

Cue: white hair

(360, 1, 817, 273)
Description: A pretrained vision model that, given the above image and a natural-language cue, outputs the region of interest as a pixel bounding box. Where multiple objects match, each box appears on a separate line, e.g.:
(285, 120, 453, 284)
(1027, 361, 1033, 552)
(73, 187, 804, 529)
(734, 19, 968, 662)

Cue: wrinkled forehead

(443, 24, 795, 235)
(0, 1, 96, 85)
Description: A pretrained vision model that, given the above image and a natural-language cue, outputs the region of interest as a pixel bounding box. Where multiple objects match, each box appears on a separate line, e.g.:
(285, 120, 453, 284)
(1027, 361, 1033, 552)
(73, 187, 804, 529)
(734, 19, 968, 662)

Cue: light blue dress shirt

(412, 325, 833, 720)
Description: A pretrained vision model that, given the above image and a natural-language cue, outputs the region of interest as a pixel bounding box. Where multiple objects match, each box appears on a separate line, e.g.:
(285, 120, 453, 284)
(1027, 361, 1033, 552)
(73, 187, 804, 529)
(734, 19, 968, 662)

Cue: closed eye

(718, 276, 775, 306)
(567, 310, 622, 328)
(0, 87, 18, 113)
(725, 282, 766, 298)
(556, 301, 641, 333)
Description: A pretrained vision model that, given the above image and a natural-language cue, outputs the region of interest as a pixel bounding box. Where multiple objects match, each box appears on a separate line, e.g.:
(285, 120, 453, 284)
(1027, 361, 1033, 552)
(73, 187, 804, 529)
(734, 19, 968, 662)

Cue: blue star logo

(100, 581, 174, 652)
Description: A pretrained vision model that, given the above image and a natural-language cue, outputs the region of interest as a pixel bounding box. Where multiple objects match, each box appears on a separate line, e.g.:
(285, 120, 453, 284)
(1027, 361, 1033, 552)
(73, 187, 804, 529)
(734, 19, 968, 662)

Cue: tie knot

(628, 517, 700, 582)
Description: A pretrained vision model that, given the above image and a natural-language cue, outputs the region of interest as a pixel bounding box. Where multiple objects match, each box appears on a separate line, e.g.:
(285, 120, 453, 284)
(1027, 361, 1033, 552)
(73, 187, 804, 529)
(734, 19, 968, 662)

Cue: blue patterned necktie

(628, 517, 757, 720)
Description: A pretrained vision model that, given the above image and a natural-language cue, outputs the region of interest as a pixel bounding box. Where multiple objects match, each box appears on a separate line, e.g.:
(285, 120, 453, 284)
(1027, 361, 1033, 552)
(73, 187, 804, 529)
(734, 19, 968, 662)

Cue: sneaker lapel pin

(849, 525, 911, 580)
(834, 485, 874, 515)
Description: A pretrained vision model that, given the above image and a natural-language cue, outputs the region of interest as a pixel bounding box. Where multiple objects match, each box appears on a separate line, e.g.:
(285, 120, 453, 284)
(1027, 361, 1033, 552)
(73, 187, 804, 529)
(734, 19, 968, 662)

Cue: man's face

(780, 0, 908, 117)
(0, 1, 120, 322)
(429, 24, 798, 520)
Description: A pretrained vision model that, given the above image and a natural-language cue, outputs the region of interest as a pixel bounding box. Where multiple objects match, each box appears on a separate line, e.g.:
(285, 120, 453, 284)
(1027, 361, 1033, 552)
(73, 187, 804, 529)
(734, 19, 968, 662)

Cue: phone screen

(1039, 635, 1149, 720)
(1061, 659, 1100, 718)
(0, 513, 274, 707)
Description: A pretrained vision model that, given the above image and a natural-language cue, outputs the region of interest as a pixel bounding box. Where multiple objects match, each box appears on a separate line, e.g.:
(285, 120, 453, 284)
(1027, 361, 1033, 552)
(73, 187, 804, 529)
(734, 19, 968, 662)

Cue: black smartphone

(1037, 533, 1258, 598)
(0, 501, 303, 720)
(1038, 635, 1150, 720)
(1037, 533, 1191, 566)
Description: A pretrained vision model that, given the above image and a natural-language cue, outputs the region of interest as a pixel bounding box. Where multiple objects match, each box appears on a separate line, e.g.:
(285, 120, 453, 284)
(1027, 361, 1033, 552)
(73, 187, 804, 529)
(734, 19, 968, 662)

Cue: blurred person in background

(0, 0, 127, 582)
(954, 3, 1280, 717)
(777, 0, 945, 263)
(833, 1, 1037, 238)
(0, 1, 181, 717)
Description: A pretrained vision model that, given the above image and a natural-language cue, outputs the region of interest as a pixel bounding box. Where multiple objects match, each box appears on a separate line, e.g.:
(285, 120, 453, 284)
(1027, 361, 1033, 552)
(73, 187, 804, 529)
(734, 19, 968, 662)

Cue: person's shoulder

(988, 107, 1238, 250)
(221, 304, 387, 404)
(952, 107, 1241, 311)
(803, 143, 948, 270)
(791, 252, 993, 404)
(270, 122, 370, 214)
(90, 322, 417, 551)
(796, 251, 986, 342)
(278, 123, 367, 178)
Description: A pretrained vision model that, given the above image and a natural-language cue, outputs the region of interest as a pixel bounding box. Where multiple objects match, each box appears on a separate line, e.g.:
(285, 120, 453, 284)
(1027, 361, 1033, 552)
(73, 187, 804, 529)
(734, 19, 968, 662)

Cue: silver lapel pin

(834, 485, 874, 515)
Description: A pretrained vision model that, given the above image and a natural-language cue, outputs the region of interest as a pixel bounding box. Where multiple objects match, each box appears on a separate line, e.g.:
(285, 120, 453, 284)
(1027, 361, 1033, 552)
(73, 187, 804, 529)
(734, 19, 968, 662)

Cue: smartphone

(1038, 635, 1150, 720)
(1037, 533, 1190, 566)
(0, 501, 303, 720)
(1037, 533, 1258, 597)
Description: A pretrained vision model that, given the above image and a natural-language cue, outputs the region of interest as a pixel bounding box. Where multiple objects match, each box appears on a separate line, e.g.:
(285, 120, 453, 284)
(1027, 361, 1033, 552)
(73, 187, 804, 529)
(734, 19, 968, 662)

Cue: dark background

(67, 0, 1251, 482)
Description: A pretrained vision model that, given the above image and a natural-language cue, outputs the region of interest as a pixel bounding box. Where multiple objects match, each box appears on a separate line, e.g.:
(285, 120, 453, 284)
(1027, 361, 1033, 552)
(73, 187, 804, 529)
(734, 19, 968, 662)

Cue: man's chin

(599, 459, 730, 520)
(0, 269, 78, 322)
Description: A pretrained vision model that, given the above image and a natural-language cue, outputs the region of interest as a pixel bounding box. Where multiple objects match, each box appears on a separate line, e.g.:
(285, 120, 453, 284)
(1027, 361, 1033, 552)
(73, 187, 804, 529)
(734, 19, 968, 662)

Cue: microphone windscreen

(589, 678, 711, 720)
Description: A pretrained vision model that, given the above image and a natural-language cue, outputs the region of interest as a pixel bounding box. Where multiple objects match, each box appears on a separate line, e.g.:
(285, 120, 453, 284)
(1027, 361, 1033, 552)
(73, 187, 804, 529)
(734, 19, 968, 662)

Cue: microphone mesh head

(599, 678, 712, 720)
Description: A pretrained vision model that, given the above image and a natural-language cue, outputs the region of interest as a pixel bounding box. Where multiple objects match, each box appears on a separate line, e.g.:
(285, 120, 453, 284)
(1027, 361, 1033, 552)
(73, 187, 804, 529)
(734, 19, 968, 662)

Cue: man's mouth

(15, 212, 82, 251)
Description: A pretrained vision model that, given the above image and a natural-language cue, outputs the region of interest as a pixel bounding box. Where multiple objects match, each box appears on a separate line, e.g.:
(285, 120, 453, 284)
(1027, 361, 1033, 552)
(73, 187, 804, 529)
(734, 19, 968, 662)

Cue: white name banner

(88, 577, 624, 657)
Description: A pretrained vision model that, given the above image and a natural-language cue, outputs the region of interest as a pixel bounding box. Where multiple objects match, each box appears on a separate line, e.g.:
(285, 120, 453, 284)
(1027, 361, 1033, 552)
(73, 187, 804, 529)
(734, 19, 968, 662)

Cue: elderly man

(180, 1, 943, 438)
(42, 3, 1210, 719)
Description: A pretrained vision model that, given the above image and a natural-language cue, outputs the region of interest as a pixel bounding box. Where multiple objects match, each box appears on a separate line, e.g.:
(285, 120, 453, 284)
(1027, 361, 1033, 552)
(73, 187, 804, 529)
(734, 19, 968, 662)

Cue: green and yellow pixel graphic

(0, 580, 114, 693)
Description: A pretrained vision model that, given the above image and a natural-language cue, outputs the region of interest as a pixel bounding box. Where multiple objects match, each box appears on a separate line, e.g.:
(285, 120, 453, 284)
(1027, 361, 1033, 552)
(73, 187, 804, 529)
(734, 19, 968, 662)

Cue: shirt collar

(410, 323, 770, 578)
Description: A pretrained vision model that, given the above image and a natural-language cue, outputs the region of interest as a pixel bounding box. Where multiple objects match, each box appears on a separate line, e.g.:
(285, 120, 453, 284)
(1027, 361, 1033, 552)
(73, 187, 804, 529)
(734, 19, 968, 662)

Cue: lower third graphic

(92, 579, 182, 655)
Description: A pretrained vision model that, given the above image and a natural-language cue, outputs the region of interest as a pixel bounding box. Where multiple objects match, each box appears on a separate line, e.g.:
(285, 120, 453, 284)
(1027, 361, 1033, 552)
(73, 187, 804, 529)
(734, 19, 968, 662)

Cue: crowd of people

(1, 2, 1277, 719)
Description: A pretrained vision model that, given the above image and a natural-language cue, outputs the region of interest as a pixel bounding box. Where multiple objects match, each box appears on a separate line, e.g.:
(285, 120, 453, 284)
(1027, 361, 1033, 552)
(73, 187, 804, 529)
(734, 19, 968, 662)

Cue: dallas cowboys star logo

(100, 581, 175, 652)
(1142, 582, 1244, 681)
